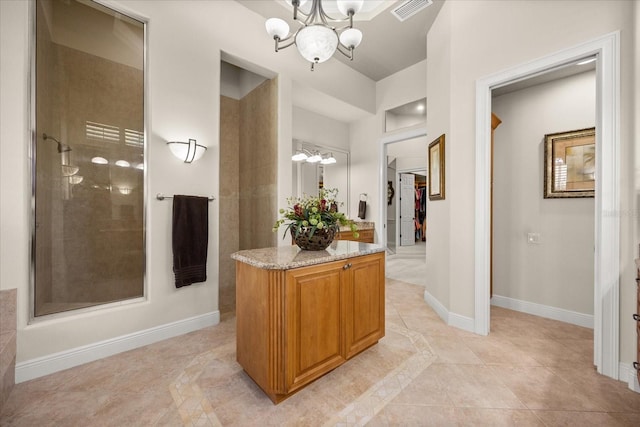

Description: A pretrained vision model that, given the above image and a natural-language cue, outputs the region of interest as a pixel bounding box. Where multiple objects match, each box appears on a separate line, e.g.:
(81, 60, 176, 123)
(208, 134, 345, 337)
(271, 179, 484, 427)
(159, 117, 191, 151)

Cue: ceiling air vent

(391, 0, 433, 22)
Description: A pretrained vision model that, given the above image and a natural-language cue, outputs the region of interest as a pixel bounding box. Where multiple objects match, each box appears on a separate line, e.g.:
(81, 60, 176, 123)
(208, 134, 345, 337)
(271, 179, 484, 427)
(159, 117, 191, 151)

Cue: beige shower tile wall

(0, 289, 17, 413)
(239, 78, 278, 251)
(34, 6, 144, 316)
(219, 78, 278, 313)
(50, 44, 144, 305)
(219, 96, 240, 314)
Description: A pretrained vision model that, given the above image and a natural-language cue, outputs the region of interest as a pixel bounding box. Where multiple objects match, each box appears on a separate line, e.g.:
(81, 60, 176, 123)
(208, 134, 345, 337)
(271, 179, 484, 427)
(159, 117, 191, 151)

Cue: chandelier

(265, 0, 364, 71)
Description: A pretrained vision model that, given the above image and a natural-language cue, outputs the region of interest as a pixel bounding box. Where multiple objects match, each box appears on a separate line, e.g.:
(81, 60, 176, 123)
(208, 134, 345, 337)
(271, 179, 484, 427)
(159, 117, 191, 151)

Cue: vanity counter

(337, 222, 375, 243)
(339, 221, 375, 232)
(230, 240, 384, 270)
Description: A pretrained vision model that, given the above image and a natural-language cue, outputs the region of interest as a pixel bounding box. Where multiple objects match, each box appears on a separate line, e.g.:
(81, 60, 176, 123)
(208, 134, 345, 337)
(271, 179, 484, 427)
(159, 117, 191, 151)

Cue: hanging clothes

(414, 185, 427, 241)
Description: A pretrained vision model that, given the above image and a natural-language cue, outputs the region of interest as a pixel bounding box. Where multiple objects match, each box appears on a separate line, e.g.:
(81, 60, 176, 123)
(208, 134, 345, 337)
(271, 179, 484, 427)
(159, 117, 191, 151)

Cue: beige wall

(350, 60, 428, 228)
(426, 0, 636, 363)
(492, 71, 596, 315)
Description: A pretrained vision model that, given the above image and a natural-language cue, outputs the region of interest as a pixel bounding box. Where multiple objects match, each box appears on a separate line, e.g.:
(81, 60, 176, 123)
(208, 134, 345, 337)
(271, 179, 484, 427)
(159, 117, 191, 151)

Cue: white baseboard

(423, 289, 474, 333)
(491, 295, 593, 329)
(423, 288, 448, 323)
(15, 311, 219, 383)
(619, 362, 640, 393)
(448, 312, 475, 333)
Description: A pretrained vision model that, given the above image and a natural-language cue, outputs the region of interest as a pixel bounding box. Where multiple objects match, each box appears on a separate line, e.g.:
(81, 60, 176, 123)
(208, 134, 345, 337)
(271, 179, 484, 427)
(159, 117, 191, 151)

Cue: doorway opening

(490, 61, 596, 338)
(380, 128, 428, 286)
(475, 32, 620, 380)
(387, 168, 427, 286)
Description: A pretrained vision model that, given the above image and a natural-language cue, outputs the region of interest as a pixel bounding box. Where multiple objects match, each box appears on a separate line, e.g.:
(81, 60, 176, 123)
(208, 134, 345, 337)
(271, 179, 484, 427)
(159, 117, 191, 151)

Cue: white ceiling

(236, 0, 444, 82)
(231, 1, 595, 124)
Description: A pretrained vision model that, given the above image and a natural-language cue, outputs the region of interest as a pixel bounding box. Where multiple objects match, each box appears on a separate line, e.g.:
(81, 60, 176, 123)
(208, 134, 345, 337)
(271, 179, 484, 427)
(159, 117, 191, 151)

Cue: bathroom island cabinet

(231, 241, 385, 403)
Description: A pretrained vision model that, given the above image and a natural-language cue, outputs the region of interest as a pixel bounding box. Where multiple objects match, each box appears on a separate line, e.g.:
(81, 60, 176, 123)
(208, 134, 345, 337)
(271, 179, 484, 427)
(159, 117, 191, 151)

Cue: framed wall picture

(543, 127, 595, 198)
(428, 134, 445, 200)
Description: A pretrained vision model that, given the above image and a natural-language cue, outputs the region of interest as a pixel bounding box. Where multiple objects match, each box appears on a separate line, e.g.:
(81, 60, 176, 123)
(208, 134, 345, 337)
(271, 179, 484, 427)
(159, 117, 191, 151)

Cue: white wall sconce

(167, 138, 207, 163)
(320, 153, 336, 164)
(306, 152, 322, 163)
(292, 150, 308, 161)
(292, 146, 336, 164)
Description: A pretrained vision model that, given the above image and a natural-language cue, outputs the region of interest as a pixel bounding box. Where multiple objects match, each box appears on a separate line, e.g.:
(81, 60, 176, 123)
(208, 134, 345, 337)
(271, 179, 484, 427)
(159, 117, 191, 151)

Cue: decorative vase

(290, 224, 337, 251)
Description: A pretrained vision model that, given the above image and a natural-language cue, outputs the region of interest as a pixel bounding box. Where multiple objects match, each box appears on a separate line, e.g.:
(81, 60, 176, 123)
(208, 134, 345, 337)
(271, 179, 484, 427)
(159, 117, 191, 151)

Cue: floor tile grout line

(323, 321, 437, 426)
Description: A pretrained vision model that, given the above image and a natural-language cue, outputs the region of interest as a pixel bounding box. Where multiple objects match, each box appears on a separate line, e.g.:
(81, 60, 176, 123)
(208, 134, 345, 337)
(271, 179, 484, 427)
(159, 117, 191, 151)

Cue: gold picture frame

(428, 134, 445, 201)
(544, 127, 595, 198)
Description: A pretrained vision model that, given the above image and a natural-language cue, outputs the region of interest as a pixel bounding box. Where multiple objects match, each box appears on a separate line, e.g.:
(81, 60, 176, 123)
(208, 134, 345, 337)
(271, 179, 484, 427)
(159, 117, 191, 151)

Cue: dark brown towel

(358, 200, 366, 219)
(172, 195, 209, 288)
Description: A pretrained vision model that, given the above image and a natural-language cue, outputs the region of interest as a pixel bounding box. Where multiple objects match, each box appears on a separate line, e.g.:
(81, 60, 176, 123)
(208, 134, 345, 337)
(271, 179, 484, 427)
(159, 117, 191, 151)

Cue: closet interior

(414, 175, 426, 242)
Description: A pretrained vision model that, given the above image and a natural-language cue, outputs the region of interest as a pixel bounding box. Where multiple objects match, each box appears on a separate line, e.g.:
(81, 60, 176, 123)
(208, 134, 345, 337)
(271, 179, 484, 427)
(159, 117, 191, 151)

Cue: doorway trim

(474, 32, 620, 379)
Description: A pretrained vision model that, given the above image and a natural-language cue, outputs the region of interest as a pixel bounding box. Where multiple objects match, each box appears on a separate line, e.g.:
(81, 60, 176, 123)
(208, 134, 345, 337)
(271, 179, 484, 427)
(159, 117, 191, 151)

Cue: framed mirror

(31, 0, 146, 318)
(291, 140, 350, 213)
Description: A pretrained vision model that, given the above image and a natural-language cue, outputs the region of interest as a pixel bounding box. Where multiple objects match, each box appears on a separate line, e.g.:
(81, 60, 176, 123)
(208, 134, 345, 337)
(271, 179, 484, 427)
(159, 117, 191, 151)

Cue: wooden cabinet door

(342, 253, 385, 359)
(285, 261, 345, 393)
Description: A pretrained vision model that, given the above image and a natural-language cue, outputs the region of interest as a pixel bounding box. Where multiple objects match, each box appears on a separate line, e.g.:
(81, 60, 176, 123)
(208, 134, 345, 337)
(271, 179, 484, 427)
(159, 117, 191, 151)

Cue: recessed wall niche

(32, 0, 145, 317)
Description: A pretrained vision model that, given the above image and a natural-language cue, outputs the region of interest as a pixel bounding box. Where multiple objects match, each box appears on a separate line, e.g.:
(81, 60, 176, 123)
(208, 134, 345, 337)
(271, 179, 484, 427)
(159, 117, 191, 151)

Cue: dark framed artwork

(543, 127, 595, 198)
(428, 134, 445, 201)
(387, 180, 395, 205)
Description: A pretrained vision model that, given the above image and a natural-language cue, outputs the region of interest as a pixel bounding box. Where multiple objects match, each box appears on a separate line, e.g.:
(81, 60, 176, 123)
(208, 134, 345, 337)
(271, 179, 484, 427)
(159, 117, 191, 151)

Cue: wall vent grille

(391, 0, 433, 22)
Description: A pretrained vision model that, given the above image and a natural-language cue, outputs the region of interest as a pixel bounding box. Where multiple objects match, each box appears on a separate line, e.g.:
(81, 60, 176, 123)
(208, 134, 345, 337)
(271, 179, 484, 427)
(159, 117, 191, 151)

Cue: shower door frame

(28, 0, 149, 321)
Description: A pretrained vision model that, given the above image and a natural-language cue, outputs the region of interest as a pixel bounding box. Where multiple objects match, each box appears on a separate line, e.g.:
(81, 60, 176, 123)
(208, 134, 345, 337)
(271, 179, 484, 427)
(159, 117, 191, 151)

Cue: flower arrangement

(273, 188, 359, 241)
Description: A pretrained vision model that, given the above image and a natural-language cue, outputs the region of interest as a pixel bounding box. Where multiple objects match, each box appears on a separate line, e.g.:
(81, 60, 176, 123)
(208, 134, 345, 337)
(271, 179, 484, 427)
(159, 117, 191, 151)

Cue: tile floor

(2, 253, 640, 426)
(385, 241, 427, 287)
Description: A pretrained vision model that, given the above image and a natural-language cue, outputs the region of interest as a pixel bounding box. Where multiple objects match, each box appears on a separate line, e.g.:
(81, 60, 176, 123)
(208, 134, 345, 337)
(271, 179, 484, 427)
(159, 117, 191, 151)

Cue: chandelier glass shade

(296, 25, 338, 64)
(265, 0, 363, 70)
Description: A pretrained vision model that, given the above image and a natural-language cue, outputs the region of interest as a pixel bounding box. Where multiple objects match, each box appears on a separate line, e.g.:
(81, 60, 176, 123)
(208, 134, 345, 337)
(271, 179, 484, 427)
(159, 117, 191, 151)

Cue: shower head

(42, 133, 72, 153)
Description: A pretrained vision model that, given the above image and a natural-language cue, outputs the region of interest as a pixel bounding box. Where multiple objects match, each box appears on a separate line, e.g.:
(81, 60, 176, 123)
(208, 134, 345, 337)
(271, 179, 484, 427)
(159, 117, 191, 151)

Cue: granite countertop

(339, 221, 375, 232)
(231, 240, 385, 270)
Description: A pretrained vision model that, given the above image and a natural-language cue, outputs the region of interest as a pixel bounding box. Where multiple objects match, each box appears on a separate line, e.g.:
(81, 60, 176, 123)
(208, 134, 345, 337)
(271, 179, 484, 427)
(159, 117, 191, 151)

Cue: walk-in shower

(42, 133, 71, 153)
(31, 0, 146, 317)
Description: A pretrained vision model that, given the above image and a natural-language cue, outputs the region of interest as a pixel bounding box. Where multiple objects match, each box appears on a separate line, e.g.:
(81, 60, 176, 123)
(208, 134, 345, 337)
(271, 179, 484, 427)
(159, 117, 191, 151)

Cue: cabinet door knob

(634, 362, 639, 371)
(633, 314, 640, 322)
(343, 263, 352, 270)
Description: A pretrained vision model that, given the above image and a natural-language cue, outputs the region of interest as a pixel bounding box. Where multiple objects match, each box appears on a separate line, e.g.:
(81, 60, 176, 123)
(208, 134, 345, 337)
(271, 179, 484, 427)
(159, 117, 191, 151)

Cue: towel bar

(156, 193, 215, 201)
